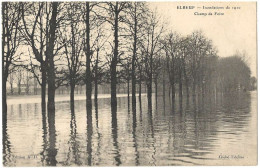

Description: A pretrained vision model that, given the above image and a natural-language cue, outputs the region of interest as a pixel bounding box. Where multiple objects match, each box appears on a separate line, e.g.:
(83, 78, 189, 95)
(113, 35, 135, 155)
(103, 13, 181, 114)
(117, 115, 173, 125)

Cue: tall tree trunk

(70, 82, 75, 108)
(132, 4, 138, 152)
(179, 71, 183, 101)
(2, 77, 7, 126)
(94, 49, 99, 109)
(111, 4, 119, 111)
(2, 2, 7, 123)
(147, 53, 153, 109)
(41, 63, 46, 109)
(171, 83, 175, 104)
(85, 2, 92, 111)
(155, 78, 158, 105)
(147, 82, 152, 110)
(131, 4, 137, 111)
(94, 82, 97, 109)
(127, 78, 130, 101)
(95, 97, 99, 128)
(163, 75, 165, 102)
(47, 2, 58, 111)
(47, 62, 56, 111)
(139, 78, 142, 103)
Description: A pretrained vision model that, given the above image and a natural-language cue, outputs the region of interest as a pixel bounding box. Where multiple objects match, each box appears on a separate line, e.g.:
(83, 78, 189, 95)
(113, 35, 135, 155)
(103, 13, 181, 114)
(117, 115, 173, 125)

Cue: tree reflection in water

(46, 107, 57, 166)
(63, 103, 82, 166)
(86, 105, 93, 166)
(132, 106, 140, 165)
(3, 106, 11, 166)
(40, 106, 47, 165)
(111, 106, 121, 166)
(2, 91, 256, 166)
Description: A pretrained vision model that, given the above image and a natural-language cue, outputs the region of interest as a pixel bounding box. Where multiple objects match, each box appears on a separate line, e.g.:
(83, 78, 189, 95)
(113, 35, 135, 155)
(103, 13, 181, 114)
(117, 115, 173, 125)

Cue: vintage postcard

(2, 1, 257, 166)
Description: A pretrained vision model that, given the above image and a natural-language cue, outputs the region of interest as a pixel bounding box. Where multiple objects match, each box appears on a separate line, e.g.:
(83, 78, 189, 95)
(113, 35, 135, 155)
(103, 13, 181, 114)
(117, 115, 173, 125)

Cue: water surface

(3, 91, 257, 166)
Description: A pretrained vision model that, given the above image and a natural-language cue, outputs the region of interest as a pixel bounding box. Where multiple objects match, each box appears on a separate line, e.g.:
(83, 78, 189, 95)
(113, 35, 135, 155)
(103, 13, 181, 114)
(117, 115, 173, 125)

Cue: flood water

(3, 91, 257, 166)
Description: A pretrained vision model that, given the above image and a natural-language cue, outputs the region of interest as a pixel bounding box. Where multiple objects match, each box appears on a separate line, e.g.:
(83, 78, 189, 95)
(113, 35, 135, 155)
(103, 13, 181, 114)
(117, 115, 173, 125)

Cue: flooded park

(2, 1, 257, 166)
(3, 91, 257, 166)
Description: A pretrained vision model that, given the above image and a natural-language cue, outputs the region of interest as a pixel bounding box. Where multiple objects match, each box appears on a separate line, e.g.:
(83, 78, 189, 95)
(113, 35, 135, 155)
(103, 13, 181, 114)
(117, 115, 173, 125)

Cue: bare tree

(125, 2, 147, 111)
(118, 56, 131, 102)
(181, 37, 192, 99)
(139, 10, 164, 109)
(1, 2, 22, 158)
(63, 3, 84, 108)
(152, 53, 162, 104)
(85, 2, 92, 111)
(163, 32, 187, 104)
(97, 2, 129, 111)
(91, 27, 108, 109)
(21, 2, 62, 110)
(21, 2, 47, 108)
(46, 2, 59, 111)
(187, 31, 208, 97)
(136, 50, 145, 103)
(2, 2, 22, 114)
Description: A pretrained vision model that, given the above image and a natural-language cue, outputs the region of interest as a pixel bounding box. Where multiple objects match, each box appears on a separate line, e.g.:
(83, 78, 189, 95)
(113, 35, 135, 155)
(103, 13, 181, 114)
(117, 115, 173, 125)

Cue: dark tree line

(3, 2, 254, 122)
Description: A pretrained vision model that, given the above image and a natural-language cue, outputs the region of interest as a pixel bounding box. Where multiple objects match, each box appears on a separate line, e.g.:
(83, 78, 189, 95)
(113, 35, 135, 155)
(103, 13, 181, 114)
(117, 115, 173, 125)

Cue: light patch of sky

(148, 2, 256, 77)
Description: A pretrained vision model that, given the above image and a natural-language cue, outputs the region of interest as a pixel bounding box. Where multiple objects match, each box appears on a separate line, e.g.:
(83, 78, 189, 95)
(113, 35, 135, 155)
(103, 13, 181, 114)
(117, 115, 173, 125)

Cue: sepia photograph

(2, 1, 258, 166)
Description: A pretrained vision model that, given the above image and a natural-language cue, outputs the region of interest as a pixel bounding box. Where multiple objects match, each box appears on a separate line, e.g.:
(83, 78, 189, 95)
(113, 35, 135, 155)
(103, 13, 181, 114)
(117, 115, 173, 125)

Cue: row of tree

(2, 3, 253, 167)
(3, 2, 253, 115)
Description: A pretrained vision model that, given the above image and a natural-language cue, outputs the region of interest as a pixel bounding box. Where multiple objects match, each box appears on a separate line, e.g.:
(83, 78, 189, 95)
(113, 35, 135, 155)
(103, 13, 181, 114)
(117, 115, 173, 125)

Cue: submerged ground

(3, 91, 257, 166)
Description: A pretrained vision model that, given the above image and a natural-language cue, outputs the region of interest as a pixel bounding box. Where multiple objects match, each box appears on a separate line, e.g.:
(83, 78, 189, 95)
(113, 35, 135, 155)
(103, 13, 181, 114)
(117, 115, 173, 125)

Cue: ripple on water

(3, 92, 257, 166)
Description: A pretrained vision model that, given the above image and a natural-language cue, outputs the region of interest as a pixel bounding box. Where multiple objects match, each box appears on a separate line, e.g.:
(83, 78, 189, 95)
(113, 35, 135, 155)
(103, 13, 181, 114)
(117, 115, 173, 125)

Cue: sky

(149, 2, 257, 77)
